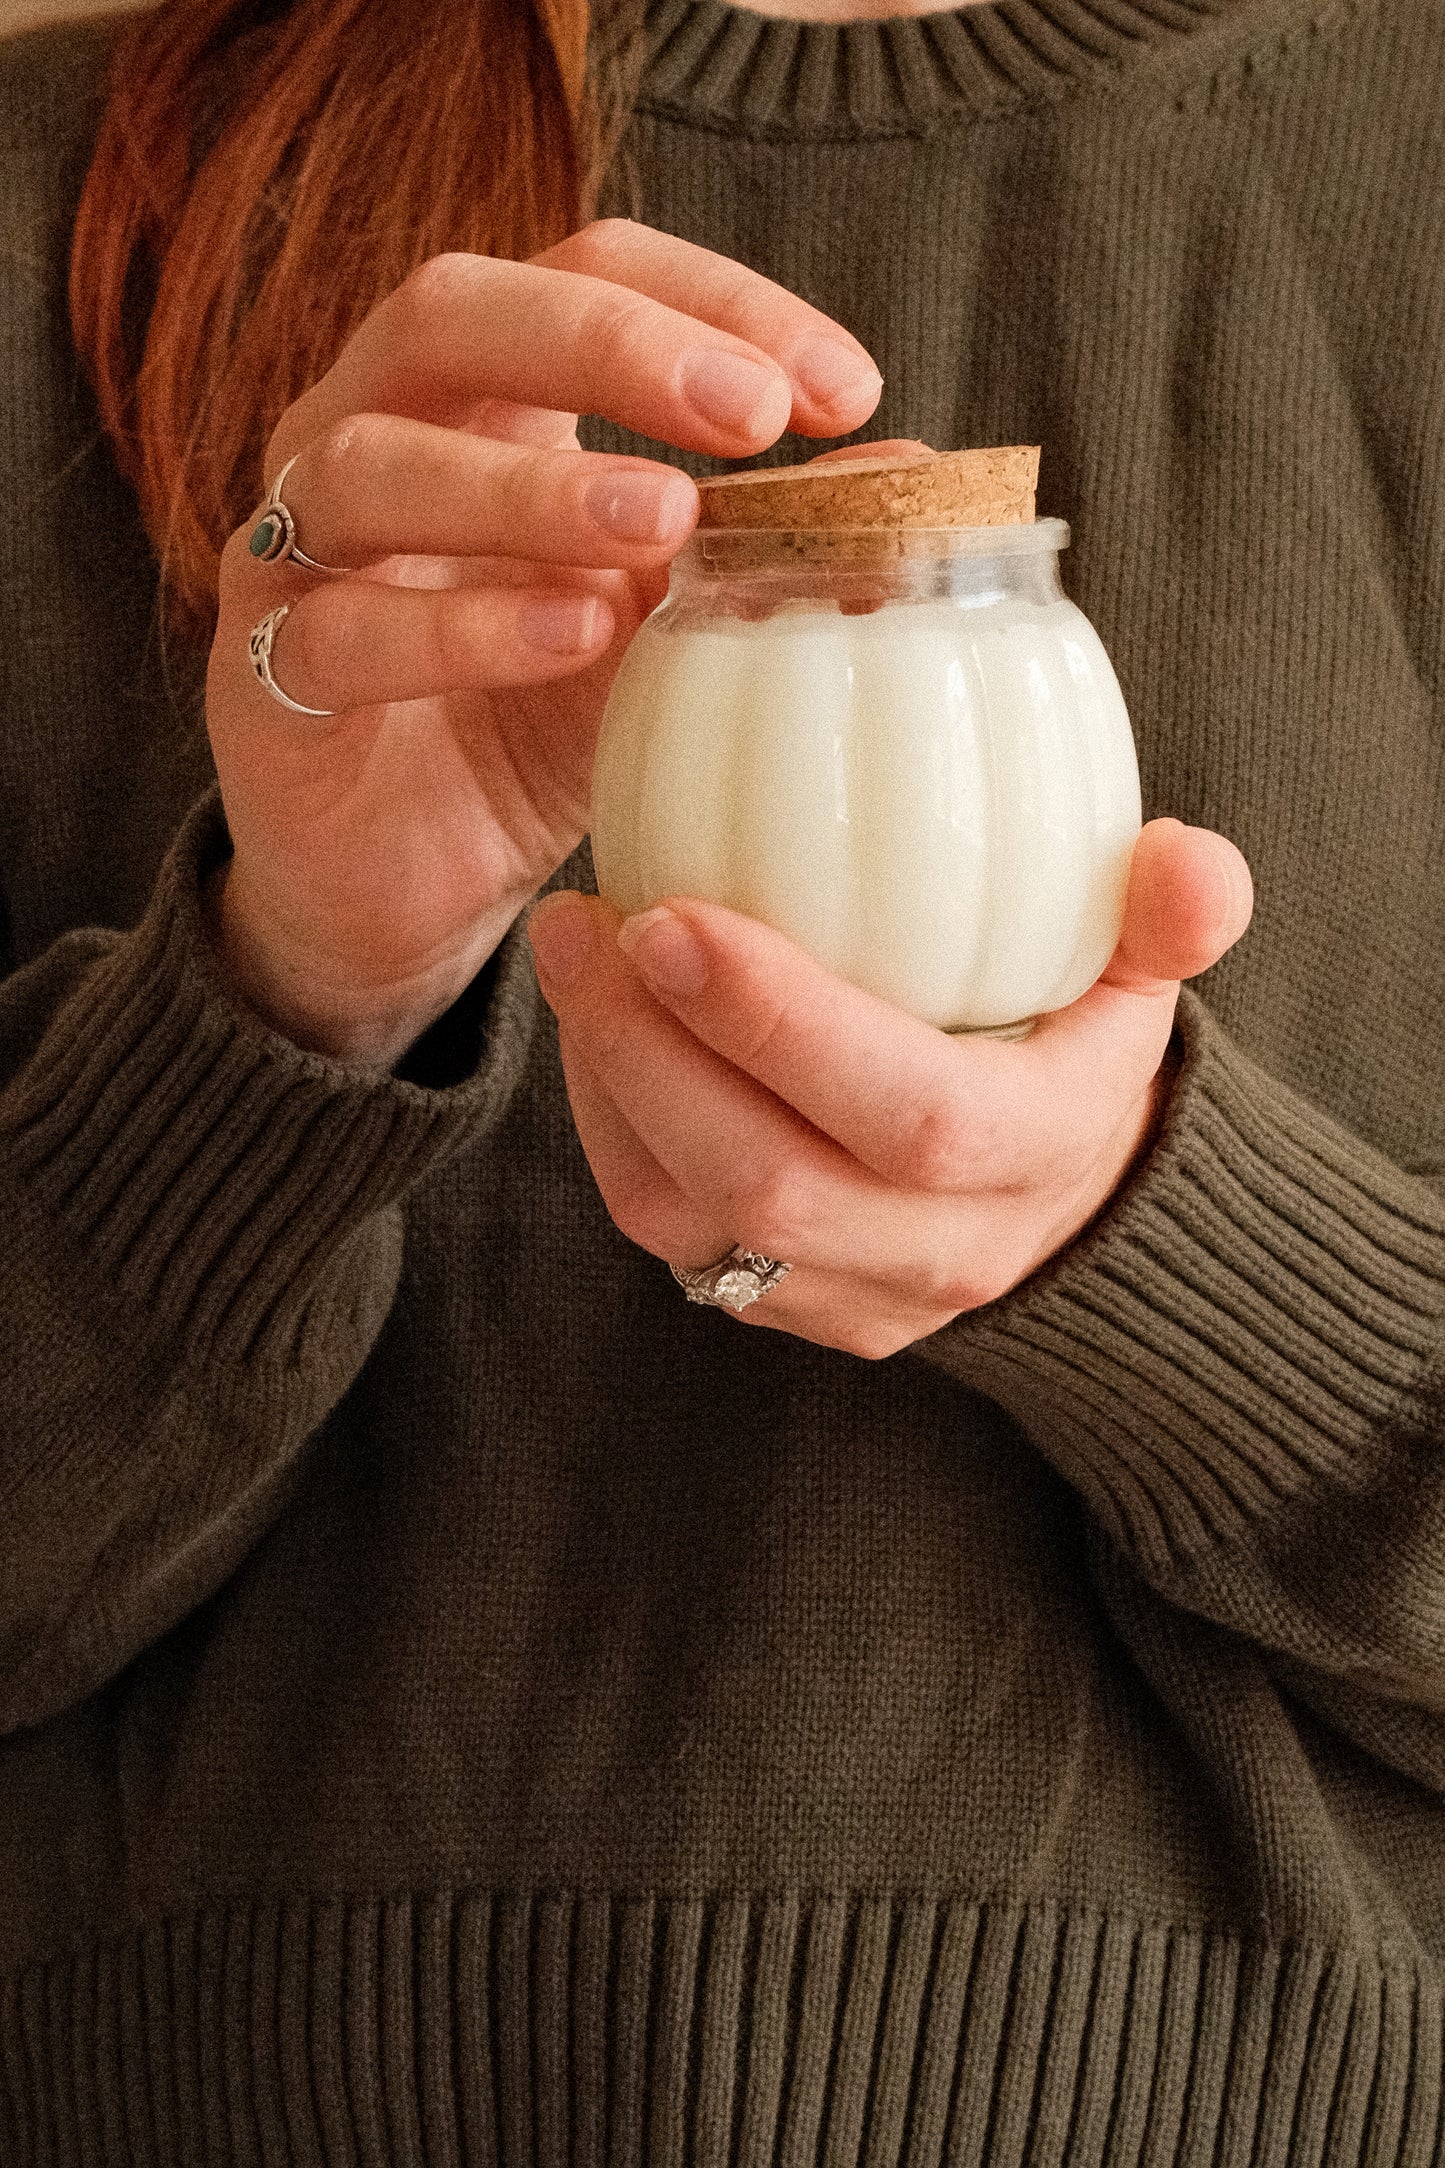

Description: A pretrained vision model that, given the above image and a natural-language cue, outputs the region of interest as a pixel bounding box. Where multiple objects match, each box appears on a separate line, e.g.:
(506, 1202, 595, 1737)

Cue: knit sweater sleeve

(911, 988, 1445, 1791)
(0, 793, 538, 1735)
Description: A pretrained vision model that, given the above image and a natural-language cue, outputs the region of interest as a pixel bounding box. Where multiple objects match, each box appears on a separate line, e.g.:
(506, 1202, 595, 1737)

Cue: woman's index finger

(269, 235, 880, 477)
(611, 896, 1033, 1195)
(538, 219, 883, 434)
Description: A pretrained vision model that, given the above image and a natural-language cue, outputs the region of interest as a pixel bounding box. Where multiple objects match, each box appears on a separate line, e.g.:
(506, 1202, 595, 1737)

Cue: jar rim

(690, 517, 1069, 570)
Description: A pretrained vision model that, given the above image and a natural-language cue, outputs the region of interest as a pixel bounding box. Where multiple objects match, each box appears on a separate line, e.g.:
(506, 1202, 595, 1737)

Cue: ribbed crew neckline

(640, 0, 1237, 132)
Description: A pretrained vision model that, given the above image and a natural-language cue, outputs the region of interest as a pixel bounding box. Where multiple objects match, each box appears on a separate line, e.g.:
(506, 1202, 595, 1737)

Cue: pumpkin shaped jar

(589, 448, 1141, 1038)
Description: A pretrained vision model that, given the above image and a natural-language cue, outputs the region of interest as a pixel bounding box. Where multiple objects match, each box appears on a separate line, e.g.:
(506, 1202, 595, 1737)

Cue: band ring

(670, 1245, 793, 1312)
(248, 604, 336, 718)
(247, 454, 350, 575)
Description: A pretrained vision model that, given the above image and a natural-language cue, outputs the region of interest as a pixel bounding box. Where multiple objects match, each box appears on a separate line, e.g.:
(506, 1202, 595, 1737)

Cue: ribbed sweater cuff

(0, 793, 538, 1366)
(917, 990, 1445, 1574)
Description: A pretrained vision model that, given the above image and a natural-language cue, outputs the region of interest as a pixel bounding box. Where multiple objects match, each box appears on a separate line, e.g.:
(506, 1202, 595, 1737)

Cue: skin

(207, 219, 1253, 1361)
(738, 0, 990, 19)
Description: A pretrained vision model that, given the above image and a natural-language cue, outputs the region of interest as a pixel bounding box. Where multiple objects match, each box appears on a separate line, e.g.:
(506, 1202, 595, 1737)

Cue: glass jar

(589, 520, 1140, 1037)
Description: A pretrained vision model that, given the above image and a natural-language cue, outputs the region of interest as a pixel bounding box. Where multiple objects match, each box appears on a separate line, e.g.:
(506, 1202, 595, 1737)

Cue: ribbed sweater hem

(0, 791, 540, 1371)
(2, 1891, 1440, 2168)
(917, 989, 1445, 1579)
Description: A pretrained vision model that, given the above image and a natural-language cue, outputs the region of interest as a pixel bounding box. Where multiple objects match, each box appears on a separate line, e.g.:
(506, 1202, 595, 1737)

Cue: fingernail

(789, 336, 882, 414)
(519, 594, 604, 653)
(680, 350, 791, 440)
(585, 470, 698, 546)
(528, 894, 594, 988)
(617, 906, 708, 998)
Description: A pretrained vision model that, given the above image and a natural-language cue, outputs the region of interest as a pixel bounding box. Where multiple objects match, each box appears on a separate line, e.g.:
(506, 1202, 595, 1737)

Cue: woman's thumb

(1104, 817, 1254, 994)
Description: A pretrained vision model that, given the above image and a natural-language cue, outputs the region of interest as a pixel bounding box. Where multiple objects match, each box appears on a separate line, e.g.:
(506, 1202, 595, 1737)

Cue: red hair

(70, 0, 625, 634)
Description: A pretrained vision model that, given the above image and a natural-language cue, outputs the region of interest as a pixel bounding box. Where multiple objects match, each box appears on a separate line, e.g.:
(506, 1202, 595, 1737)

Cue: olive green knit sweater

(2, 0, 1444, 2160)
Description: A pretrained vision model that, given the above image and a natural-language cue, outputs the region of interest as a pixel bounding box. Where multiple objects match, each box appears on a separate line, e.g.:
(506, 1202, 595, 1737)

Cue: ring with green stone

(247, 454, 350, 575)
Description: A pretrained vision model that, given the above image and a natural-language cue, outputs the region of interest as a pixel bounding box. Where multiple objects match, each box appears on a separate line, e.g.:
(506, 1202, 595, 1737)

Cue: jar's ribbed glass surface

(590, 523, 1140, 1034)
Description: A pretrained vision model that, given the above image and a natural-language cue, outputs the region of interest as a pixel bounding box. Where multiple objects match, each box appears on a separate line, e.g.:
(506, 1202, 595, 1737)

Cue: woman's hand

(204, 222, 882, 1063)
(527, 819, 1254, 1357)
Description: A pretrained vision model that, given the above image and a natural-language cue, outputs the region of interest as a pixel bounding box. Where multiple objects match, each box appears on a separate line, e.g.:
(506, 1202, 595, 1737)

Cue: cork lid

(695, 445, 1040, 532)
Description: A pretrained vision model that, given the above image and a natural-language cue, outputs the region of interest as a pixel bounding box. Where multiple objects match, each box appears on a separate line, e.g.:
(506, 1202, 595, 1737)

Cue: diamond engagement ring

(247, 453, 351, 575)
(670, 1246, 793, 1311)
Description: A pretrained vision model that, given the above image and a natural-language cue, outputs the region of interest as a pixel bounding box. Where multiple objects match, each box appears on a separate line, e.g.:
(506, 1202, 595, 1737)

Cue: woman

(1, 0, 1442, 2154)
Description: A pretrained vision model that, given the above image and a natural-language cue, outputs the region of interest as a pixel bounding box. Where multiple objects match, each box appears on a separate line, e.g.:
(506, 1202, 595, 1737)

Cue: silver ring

(247, 453, 350, 575)
(670, 1245, 792, 1312)
(248, 604, 336, 717)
